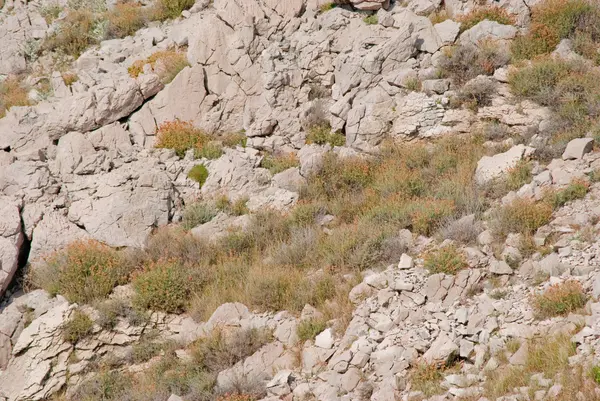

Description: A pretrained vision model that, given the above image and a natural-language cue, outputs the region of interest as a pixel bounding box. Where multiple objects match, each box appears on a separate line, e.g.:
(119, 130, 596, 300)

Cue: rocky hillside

(2, 0, 600, 400)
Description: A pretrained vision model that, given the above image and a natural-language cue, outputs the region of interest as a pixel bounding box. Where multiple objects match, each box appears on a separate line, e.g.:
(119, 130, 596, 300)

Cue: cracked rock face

(0, 198, 23, 297)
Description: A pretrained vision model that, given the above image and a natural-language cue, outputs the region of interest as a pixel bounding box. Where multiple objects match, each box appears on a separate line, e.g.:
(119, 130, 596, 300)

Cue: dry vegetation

(531, 280, 587, 319)
(128, 49, 190, 84)
(0, 76, 32, 118)
(458, 6, 515, 32)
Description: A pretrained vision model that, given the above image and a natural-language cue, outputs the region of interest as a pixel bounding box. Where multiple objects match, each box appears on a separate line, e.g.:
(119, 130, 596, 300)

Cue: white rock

(315, 328, 334, 349)
(562, 138, 594, 160)
(475, 144, 535, 185)
(398, 253, 414, 269)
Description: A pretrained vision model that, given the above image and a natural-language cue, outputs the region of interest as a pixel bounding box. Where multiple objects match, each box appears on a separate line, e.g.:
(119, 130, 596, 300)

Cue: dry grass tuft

(128, 49, 189, 84)
(423, 245, 468, 275)
(458, 6, 515, 32)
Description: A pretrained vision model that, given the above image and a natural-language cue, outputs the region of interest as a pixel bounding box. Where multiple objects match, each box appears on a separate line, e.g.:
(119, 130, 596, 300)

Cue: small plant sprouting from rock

(182, 201, 218, 230)
(423, 245, 467, 275)
(187, 164, 209, 187)
(128, 49, 189, 84)
(543, 179, 589, 209)
(297, 318, 327, 342)
(363, 14, 378, 25)
(63, 310, 94, 343)
(260, 153, 300, 175)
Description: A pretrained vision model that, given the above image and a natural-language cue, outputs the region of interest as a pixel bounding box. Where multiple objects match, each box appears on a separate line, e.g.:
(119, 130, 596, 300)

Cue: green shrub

(182, 201, 218, 230)
(306, 124, 346, 147)
(423, 245, 468, 275)
(130, 338, 166, 363)
(511, 0, 600, 60)
(458, 6, 515, 32)
(531, 280, 587, 319)
(187, 165, 209, 188)
(363, 15, 378, 25)
(132, 260, 194, 313)
(260, 153, 299, 174)
(63, 310, 94, 343)
(71, 369, 132, 401)
(154, 120, 208, 157)
(32, 240, 130, 304)
(297, 319, 327, 342)
(543, 179, 589, 209)
(591, 365, 600, 384)
(456, 78, 497, 110)
(215, 196, 249, 216)
(319, 2, 336, 12)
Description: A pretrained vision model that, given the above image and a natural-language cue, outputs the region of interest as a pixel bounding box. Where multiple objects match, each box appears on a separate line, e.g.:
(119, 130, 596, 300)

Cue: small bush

(363, 15, 378, 25)
(132, 260, 194, 313)
(492, 199, 553, 237)
(188, 165, 209, 188)
(0, 76, 31, 118)
(154, 120, 208, 157)
(130, 338, 165, 363)
(61, 71, 79, 87)
(438, 215, 482, 244)
(591, 365, 600, 384)
(105, 3, 147, 39)
(505, 161, 533, 191)
(423, 245, 467, 275)
(220, 131, 247, 148)
(543, 179, 589, 209)
(151, 0, 195, 21)
(297, 318, 327, 342)
(404, 77, 422, 92)
(128, 50, 189, 84)
(260, 153, 299, 175)
(182, 201, 217, 230)
(95, 299, 127, 330)
(63, 310, 94, 343)
(33, 240, 130, 304)
(319, 2, 336, 12)
(532, 280, 587, 319)
(458, 6, 515, 32)
(438, 42, 510, 85)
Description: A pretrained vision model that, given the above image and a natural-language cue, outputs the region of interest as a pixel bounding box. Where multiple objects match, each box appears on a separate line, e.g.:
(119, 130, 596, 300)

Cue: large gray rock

(0, 197, 24, 297)
(475, 144, 535, 185)
(562, 138, 594, 160)
(351, 0, 390, 11)
(459, 20, 518, 46)
(29, 212, 91, 261)
(423, 332, 458, 364)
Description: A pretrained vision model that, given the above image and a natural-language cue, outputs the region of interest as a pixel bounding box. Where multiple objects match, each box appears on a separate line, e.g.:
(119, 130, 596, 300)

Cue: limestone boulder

(0, 197, 24, 297)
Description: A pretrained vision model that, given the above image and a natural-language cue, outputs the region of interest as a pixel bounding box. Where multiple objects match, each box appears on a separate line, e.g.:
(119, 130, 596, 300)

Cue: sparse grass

(297, 318, 327, 342)
(409, 363, 448, 397)
(182, 201, 218, 230)
(531, 280, 587, 319)
(543, 179, 589, 209)
(404, 77, 422, 92)
(215, 196, 249, 216)
(423, 245, 467, 275)
(491, 198, 553, 238)
(188, 165, 209, 188)
(195, 141, 223, 160)
(154, 120, 209, 157)
(0, 76, 31, 118)
(429, 9, 449, 24)
(61, 71, 79, 86)
(511, 0, 600, 60)
(130, 337, 166, 363)
(458, 6, 515, 32)
(438, 42, 511, 85)
(505, 160, 533, 191)
(32, 240, 131, 304)
(63, 310, 94, 343)
(128, 50, 189, 84)
(363, 15, 378, 25)
(484, 333, 576, 398)
(260, 153, 299, 175)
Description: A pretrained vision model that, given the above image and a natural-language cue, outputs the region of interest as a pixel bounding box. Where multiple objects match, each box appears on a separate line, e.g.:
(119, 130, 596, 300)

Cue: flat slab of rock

(0, 197, 24, 297)
(475, 144, 535, 185)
